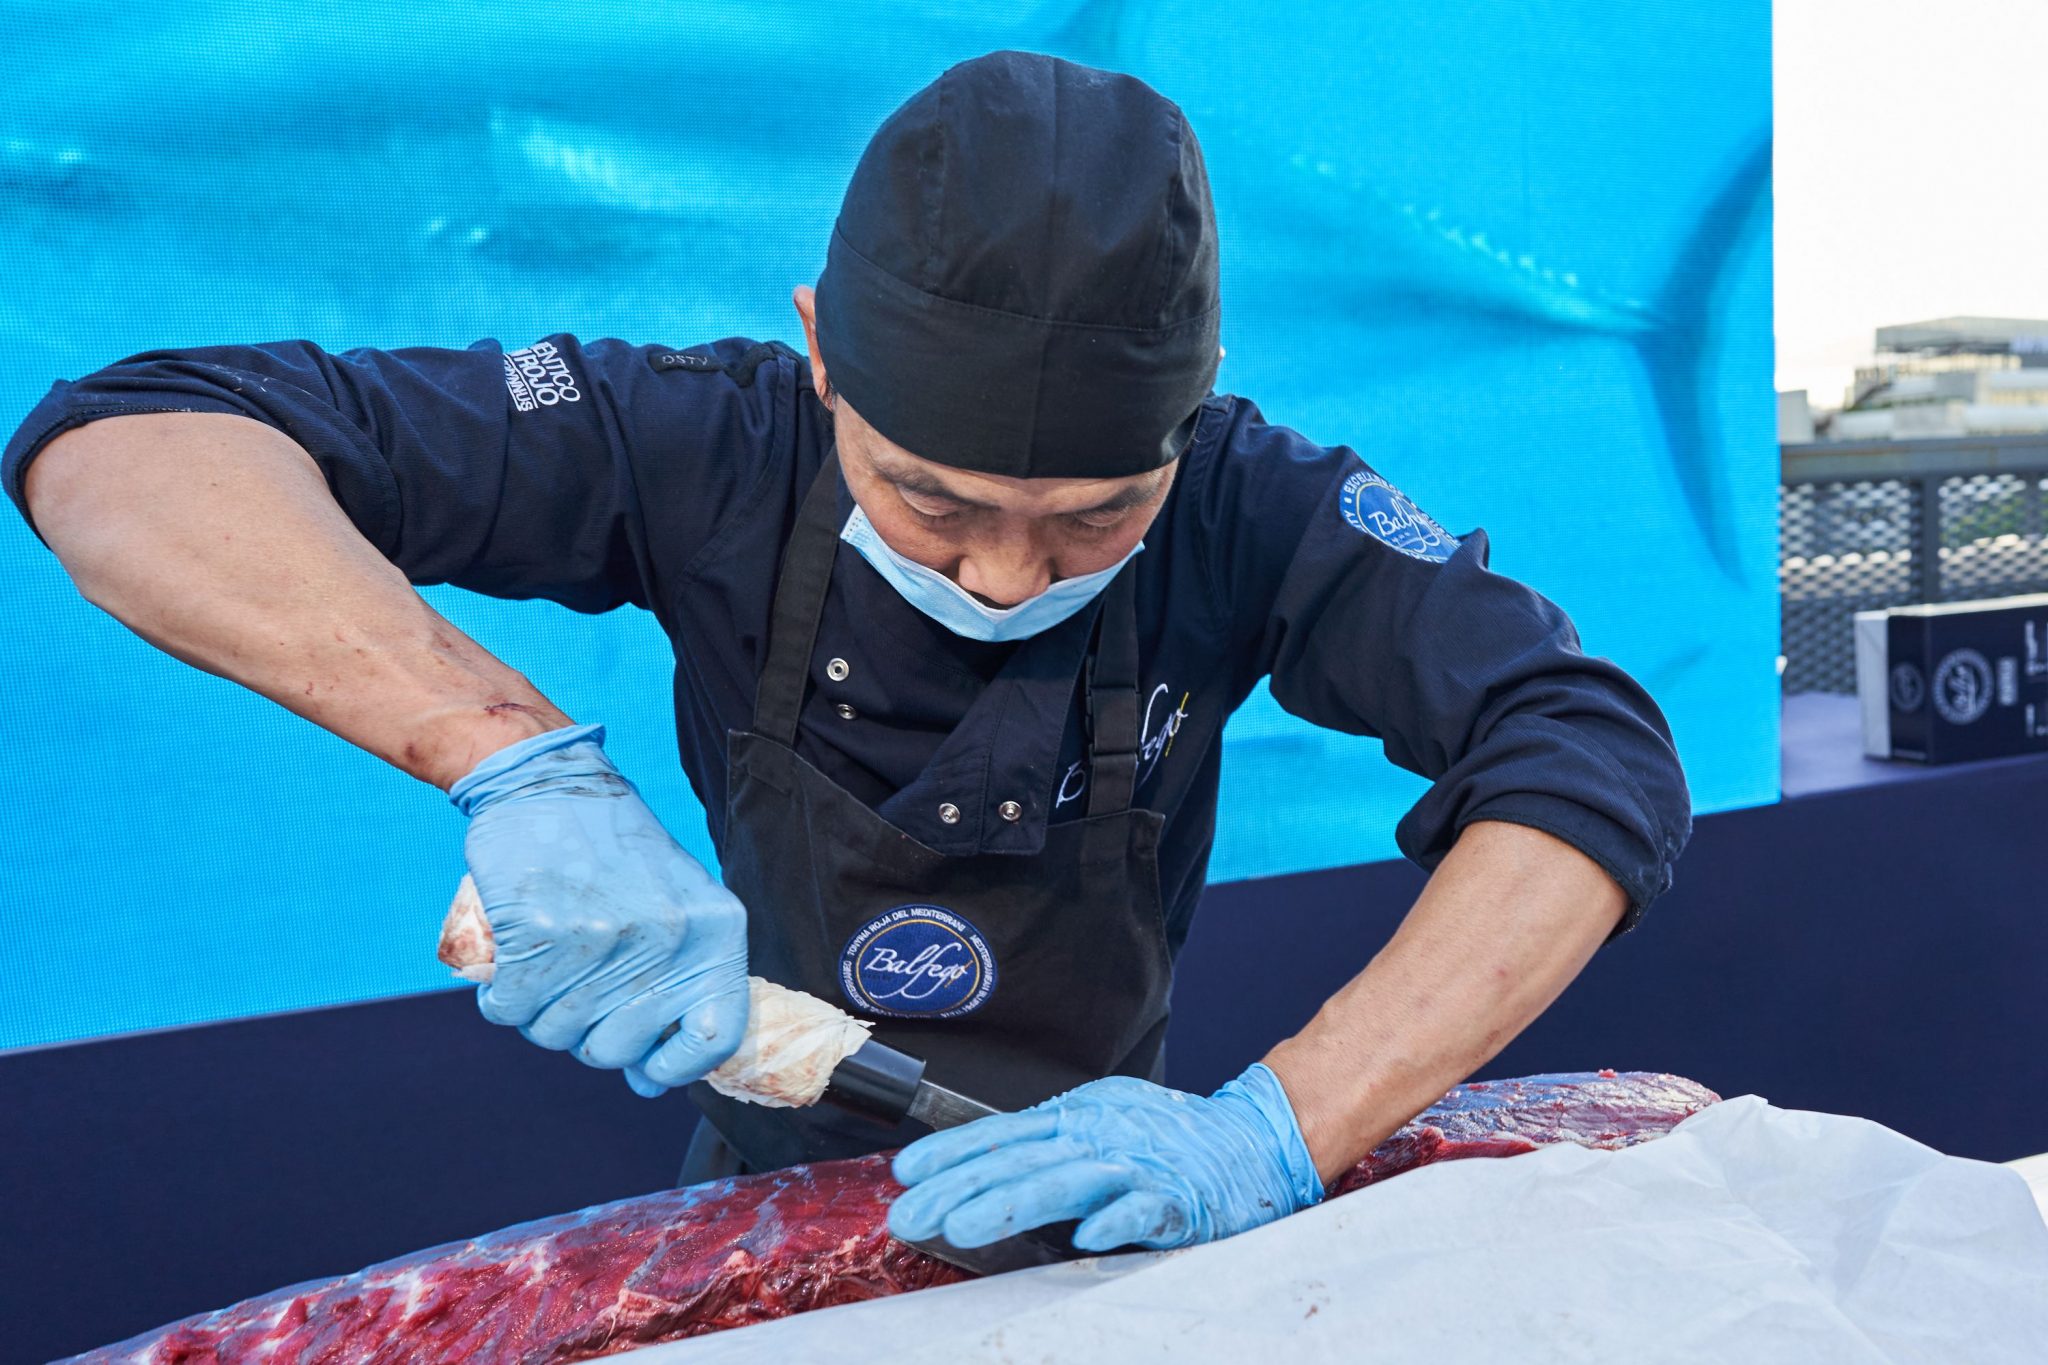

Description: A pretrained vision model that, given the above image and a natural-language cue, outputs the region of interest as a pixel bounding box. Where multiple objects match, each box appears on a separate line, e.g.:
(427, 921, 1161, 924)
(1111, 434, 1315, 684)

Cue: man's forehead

(864, 441, 1171, 510)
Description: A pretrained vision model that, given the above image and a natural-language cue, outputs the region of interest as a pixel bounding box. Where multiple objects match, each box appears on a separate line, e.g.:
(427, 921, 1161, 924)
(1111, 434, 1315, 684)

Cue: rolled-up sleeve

(1203, 400, 1691, 931)
(2, 334, 775, 615)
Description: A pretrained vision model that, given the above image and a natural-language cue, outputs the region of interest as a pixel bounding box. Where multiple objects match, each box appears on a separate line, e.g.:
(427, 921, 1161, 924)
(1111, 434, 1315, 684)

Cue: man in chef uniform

(5, 52, 1690, 1254)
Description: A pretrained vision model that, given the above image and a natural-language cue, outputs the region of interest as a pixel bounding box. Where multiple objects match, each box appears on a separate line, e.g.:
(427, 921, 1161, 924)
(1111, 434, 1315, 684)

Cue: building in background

(1783, 316, 2048, 444)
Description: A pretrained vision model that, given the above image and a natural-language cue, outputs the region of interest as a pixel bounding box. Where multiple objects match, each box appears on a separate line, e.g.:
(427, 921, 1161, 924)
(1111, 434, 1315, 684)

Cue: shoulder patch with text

(1338, 469, 1457, 562)
(502, 340, 582, 412)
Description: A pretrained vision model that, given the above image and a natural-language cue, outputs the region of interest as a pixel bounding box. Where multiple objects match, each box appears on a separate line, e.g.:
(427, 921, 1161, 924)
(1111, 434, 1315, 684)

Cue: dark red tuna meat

(65, 1070, 1716, 1363)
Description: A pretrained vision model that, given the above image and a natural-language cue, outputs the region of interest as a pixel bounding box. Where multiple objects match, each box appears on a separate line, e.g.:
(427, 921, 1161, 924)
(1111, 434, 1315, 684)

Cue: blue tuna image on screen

(0, 0, 1774, 1047)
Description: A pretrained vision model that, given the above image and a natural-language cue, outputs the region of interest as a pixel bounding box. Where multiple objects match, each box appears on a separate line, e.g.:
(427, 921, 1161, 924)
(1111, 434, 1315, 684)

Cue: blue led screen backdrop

(0, 0, 1774, 1048)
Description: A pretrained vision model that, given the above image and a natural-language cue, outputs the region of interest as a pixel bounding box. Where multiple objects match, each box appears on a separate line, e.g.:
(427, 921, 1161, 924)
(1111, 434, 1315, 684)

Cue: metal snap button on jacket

(826, 657, 850, 681)
(938, 802, 961, 825)
(998, 800, 1023, 822)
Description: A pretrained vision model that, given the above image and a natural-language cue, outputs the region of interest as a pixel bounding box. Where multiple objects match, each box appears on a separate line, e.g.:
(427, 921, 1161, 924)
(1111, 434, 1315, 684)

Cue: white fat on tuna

(437, 875, 870, 1109)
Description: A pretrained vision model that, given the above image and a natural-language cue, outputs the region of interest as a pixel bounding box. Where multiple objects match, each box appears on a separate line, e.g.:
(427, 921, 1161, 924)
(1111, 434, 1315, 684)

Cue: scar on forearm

(484, 701, 545, 718)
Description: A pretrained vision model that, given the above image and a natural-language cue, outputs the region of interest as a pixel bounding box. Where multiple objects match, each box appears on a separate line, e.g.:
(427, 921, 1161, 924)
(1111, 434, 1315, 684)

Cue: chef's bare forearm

(22, 412, 571, 789)
(1262, 820, 1625, 1183)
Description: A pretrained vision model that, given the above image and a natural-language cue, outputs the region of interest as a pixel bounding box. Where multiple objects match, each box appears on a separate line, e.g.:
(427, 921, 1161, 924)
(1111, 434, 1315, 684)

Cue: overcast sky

(1774, 0, 2048, 408)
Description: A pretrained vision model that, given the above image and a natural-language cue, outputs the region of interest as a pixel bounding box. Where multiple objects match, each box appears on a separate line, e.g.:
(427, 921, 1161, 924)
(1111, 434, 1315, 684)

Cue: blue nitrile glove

(888, 1063, 1325, 1252)
(450, 723, 749, 1098)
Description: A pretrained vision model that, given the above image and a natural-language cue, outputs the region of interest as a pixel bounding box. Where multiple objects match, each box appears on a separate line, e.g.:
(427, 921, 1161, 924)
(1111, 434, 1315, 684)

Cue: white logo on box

(1932, 649, 1993, 726)
(1889, 663, 1925, 713)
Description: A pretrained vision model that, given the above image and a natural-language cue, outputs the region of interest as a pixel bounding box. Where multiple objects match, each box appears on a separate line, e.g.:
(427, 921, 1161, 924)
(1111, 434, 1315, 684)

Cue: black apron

(682, 451, 1174, 1177)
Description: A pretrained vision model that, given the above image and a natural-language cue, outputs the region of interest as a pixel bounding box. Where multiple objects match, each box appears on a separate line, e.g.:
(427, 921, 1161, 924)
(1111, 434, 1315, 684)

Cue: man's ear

(792, 285, 832, 405)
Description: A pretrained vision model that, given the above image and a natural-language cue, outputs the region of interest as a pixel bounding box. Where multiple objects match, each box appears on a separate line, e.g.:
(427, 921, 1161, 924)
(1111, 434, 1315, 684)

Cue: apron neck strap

(1083, 568, 1142, 818)
(752, 449, 847, 745)
(752, 448, 1145, 818)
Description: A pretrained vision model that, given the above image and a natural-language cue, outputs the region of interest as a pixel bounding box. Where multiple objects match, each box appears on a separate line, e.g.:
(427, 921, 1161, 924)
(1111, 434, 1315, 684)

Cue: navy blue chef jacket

(3, 333, 1691, 953)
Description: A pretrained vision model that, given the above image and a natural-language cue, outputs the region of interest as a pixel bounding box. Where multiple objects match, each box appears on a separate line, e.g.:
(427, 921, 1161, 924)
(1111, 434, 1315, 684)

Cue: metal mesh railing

(1939, 474, 2048, 597)
(1780, 438, 2048, 693)
(1780, 479, 1923, 693)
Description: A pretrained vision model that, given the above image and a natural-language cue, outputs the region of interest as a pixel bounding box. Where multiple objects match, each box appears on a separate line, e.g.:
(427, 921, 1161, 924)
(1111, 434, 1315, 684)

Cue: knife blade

(817, 1038, 1091, 1276)
(905, 1076, 1001, 1130)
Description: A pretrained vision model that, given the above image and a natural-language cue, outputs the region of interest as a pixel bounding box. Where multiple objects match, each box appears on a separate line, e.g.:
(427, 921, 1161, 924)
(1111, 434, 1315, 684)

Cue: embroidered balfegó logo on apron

(838, 905, 999, 1018)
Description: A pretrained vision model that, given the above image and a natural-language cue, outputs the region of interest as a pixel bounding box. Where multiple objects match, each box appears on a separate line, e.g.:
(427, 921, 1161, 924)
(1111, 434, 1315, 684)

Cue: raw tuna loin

(67, 1071, 1717, 1364)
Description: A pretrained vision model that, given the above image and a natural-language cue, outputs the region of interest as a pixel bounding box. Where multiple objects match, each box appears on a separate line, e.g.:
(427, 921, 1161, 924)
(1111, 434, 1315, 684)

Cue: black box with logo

(1856, 593, 2048, 764)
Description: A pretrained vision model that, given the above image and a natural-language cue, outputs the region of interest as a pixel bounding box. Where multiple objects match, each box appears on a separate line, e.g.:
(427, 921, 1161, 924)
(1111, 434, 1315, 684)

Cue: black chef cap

(815, 50, 1219, 479)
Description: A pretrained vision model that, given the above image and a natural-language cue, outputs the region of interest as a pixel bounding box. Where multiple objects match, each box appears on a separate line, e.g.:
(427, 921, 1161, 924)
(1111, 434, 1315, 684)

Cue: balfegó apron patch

(839, 904, 998, 1018)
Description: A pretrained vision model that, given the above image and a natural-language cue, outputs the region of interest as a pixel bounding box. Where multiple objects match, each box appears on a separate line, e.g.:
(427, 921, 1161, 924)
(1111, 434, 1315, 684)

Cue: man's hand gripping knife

(888, 1066, 1325, 1253)
(450, 722, 751, 1097)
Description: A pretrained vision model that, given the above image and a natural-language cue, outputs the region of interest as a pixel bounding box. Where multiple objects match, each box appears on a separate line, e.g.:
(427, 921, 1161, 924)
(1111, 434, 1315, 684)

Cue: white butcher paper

(438, 875, 870, 1108)
(633, 1096, 2048, 1365)
(2009, 1151, 2048, 1226)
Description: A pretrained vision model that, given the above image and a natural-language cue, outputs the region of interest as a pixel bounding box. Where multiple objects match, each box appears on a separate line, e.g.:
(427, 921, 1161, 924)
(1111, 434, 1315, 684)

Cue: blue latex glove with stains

(888, 1064, 1325, 1252)
(450, 722, 749, 1098)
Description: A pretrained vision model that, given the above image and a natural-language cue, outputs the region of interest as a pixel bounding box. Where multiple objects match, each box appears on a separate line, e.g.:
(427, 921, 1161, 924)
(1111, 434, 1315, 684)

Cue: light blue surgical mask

(840, 505, 1141, 643)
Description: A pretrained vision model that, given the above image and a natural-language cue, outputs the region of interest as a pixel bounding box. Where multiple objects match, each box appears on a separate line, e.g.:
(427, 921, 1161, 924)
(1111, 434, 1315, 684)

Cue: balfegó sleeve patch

(1337, 468, 1458, 562)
